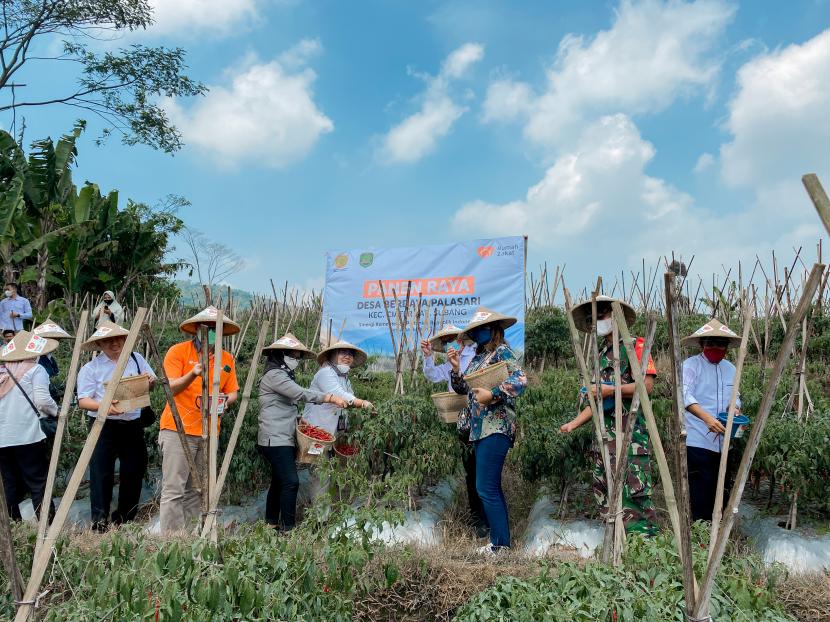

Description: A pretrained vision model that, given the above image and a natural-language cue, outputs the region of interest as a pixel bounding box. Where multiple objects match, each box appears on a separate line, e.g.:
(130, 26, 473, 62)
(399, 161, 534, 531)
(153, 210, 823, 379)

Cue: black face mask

(103, 299, 113, 304)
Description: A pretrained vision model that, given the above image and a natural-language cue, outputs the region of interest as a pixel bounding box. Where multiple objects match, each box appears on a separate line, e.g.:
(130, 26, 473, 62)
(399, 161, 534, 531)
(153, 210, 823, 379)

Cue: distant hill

(175, 280, 257, 309)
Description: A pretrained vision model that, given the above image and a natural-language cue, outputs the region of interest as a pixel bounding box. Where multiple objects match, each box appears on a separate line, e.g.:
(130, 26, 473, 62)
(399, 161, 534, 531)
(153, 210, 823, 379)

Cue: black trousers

(687, 446, 725, 523)
(461, 439, 487, 527)
(0, 440, 53, 522)
(88, 418, 147, 527)
(257, 444, 300, 529)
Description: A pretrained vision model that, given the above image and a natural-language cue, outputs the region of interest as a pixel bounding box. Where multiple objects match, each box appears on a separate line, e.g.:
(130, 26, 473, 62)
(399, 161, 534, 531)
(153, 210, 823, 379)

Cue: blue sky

(6, 0, 830, 297)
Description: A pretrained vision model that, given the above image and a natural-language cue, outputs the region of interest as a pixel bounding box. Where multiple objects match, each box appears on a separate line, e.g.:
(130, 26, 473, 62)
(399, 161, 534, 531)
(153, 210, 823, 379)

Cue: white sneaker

(476, 544, 509, 556)
(476, 544, 494, 555)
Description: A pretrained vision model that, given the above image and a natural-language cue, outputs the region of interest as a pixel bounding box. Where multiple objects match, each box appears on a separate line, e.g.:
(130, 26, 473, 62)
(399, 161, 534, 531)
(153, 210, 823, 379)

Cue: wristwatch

(347, 398, 355, 407)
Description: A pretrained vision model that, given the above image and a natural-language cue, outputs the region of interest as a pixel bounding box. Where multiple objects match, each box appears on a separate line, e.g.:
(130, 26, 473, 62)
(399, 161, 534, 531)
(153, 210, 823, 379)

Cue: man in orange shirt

(158, 306, 241, 533)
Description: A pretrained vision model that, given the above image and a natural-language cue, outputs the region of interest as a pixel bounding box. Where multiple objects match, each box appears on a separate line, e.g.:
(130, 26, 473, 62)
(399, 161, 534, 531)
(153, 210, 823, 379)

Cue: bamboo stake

(207, 311, 225, 541)
(605, 317, 657, 567)
(802, 174, 830, 236)
(35, 311, 89, 557)
(693, 263, 824, 620)
(563, 288, 613, 522)
(0, 473, 24, 602)
(708, 300, 752, 559)
(201, 322, 269, 538)
(664, 273, 698, 612)
(199, 324, 211, 521)
(15, 308, 147, 622)
(612, 302, 690, 576)
(610, 318, 624, 564)
(142, 324, 202, 495)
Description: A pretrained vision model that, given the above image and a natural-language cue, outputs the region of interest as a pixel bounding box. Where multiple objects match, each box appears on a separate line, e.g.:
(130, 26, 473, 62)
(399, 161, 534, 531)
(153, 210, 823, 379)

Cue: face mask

(284, 356, 299, 371)
(596, 318, 614, 337)
(469, 326, 492, 346)
(703, 347, 726, 364)
(336, 363, 351, 374)
(3, 290, 11, 298)
(103, 298, 113, 304)
(207, 329, 216, 345)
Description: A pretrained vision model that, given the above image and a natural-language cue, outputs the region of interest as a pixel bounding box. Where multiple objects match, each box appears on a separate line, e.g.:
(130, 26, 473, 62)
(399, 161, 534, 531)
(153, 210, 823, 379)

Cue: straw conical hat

(429, 324, 462, 352)
(0, 330, 59, 362)
(263, 333, 316, 360)
(460, 307, 517, 337)
(179, 306, 241, 336)
(82, 320, 130, 351)
(32, 317, 73, 340)
(316, 339, 367, 367)
(682, 318, 741, 347)
(571, 295, 637, 333)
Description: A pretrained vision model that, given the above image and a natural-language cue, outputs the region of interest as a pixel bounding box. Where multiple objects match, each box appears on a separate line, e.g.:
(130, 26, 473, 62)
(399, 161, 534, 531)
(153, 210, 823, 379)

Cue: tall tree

(0, 126, 185, 310)
(0, 0, 206, 152)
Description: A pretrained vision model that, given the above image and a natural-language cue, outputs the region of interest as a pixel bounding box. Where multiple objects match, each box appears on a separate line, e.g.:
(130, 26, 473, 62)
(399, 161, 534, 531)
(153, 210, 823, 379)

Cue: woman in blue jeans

(448, 307, 527, 553)
(257, 334, 347, 530)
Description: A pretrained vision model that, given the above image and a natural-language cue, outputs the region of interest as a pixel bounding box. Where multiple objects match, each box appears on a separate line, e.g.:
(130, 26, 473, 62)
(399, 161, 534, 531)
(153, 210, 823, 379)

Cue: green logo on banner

(359, 252, 374, 268)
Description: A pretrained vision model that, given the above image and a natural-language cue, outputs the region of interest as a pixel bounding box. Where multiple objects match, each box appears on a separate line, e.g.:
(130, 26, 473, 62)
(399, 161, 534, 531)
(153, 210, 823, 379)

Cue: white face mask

(336, 364, 350, 374)
(596, 318, 614, 337)
(283, 356, 299, 371)
(3, 290, 11, 298)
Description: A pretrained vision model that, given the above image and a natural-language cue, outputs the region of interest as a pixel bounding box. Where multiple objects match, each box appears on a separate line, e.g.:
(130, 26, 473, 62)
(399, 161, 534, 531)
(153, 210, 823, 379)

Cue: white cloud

(380, 43, 484, 164)
(453, 114, 692, 241)
(694, 152, 715, 173)
(482, 0, 734, 148)
(167, 49, 333, 169)
(148, 0, 261, 36)
(278, 38, 323, 70)
(720, 29, 830, 188)
(451, 113, 825, 284)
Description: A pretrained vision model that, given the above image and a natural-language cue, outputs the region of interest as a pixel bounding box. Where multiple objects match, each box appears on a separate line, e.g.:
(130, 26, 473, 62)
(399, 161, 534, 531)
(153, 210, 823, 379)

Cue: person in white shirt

(0, 331, 59, 521)
(301, 340, 373, 436)
(0, 283, 33, 332)
(681, 318, 743, 522)
(77, 320, 156, 531)
(420, 324, 485, 537)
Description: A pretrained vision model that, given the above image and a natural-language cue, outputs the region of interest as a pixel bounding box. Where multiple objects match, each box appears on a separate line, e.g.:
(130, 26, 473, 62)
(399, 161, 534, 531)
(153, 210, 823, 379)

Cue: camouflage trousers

(591, 445, 658, 536)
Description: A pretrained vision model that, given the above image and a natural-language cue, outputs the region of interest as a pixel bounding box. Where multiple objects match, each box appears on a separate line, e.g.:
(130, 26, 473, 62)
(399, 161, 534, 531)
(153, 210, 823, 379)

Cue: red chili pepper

(335, 444, 358, 456)
(298, 423, 334, 442)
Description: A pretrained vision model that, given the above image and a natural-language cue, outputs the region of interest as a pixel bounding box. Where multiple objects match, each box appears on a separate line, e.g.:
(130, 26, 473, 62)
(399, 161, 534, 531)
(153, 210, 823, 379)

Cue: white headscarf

(93, 290, 124, 326)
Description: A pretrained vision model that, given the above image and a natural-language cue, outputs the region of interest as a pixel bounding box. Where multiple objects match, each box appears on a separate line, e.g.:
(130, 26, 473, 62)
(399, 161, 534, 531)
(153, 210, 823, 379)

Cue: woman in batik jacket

(448, 307, 527, 554)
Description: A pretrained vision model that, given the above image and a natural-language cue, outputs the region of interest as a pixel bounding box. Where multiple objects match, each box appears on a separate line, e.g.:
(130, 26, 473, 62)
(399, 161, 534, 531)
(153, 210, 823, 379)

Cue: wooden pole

(0, 472, 24, 603)
(606, 317, 657, 567)
(207, 311, 225, 541)
(15, 309, 147, 622)
(664, 273, 698, 612)
(201, 322, 269, 538)
(612, 302, 690, 576)
(802, 174, 830, 236)
(563, 288, 613, 519)
(142, 324, 203, 494)
(693, 263, 824, 620)
(199, 324, 211, 521)
(708, 300, 752, 558)
(35, 310, 89, 558)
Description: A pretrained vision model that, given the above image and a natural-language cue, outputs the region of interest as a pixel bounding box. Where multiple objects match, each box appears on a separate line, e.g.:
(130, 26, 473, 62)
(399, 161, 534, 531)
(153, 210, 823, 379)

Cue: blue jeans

(474, 433, 511, 548)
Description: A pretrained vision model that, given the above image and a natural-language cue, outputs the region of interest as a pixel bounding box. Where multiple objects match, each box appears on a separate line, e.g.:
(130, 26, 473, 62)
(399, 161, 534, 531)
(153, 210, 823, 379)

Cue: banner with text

(323, 236, 526, 355)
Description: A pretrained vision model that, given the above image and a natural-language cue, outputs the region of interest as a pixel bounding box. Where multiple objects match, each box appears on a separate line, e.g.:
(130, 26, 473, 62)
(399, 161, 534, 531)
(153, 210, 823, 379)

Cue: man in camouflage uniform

(560, 296, 658, 536)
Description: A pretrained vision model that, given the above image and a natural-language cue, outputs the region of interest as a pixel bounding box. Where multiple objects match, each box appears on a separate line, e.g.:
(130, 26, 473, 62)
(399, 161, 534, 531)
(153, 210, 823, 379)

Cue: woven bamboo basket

(103, 373, 151, 412)
(296, 423, 335, 464)
(431, 391, 467, 424)
(465, 360, 509, 390)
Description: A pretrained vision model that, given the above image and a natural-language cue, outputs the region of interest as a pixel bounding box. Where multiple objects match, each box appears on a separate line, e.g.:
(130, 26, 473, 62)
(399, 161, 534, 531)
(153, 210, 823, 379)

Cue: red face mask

(703, 347, 726, 364)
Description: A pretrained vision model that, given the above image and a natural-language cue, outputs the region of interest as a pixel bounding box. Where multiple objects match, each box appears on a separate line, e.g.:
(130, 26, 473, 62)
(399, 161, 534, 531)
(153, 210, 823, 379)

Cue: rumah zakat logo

(477, 246, 494, 258)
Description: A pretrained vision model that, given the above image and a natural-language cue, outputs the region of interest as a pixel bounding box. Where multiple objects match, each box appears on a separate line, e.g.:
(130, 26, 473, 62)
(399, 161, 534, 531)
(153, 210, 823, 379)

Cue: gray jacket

(257, 368, 327, 447)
